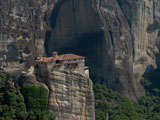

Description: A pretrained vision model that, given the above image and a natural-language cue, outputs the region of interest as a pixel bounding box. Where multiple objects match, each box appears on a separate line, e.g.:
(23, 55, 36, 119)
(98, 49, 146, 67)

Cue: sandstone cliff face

(35, 65, 95, 120)
(46, 0, 144, 100)
(120, 0, 160, 78)
(0, 0, 55, 74)
(1, 1, 96, 119)
(18, 66, 95, 120)
(1, 0, 153, 101)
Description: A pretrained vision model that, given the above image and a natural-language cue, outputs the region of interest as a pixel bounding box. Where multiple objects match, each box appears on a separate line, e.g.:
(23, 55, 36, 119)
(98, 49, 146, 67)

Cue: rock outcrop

(18, 66, 49, 92)
(18, 65, 95, 120)
(35, 64, 95, 120)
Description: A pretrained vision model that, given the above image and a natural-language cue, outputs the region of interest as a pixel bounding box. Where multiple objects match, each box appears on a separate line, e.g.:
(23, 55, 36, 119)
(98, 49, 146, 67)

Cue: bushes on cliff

(21, 84, 48, 111)
(0, 90, 27, 120)
(0, 72, 11, 91)
(0, 88, 55, 120)
(0, 72, 55, 120)
(0, 72, 27, 120)
(27, 111, 55, 120)
(21, 84, 55, 120)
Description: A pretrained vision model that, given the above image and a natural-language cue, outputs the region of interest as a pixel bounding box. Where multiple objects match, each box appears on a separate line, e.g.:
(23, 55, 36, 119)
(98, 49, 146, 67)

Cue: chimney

(53, 52, 58, 58)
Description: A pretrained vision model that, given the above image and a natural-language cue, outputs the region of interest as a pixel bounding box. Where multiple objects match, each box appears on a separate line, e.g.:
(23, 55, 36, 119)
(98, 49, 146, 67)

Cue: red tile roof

(56, 54, 85, 60)
(35, 57, 53, 62)
(36, 53, 85, 62)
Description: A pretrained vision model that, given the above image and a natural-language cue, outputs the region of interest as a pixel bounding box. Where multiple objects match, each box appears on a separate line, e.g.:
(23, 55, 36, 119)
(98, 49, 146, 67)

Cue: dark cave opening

(43, 0, 115, 87)
(44, 29, 115, 86)
(58, 31, 105, 84)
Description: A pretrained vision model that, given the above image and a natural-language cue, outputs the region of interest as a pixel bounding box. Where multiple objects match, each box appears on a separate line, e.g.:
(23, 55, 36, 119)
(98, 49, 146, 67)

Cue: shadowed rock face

(46, 0, 144, 100)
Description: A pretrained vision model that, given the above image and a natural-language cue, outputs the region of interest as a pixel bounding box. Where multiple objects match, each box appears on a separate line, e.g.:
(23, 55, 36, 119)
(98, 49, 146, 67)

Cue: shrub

(21, 84, 48, 112)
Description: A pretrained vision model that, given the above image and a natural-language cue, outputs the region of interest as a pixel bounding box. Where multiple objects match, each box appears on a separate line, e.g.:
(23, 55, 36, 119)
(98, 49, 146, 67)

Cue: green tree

(3, 90, 27, 120)
(21, 84, 48, 111)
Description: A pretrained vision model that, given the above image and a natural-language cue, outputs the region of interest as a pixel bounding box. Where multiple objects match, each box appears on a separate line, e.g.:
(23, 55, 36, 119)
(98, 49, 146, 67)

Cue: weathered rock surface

(35, 65, 95, 120)
(18, 66, 49, 92)
(18, 65, 95, 120)
(120, 0, 160, 79)
(3, 0, 159, 102)
(4, 0, 160, 118)
(0, 1, 95, 119)
(46, 0, 144, 100)
(0, 0, 56, 75)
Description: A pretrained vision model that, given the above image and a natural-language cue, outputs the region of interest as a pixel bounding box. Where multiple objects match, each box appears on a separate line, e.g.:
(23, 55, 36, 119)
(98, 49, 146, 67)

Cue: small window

(56, 60, 60, 64)
(36, 64, 39, 68)
(19, 59, 23, 64)
(24, 47, 30, 54)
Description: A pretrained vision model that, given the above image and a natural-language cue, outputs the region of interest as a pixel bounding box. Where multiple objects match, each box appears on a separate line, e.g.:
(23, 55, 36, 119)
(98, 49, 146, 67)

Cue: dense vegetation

(22, 85, 49, 112)
(94, 68, 160, 120)
(1, 67, 160, 120)
(0, 72, 55, 120)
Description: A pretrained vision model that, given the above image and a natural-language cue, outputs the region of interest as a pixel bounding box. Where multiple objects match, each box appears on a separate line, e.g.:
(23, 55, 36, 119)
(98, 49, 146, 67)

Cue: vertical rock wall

(0, 0, 55, 74)
(46, 0, 145, 100)
(120, 0, 160, 78)
(1, 0, 156, 102)
(36, 67, 95, 120)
